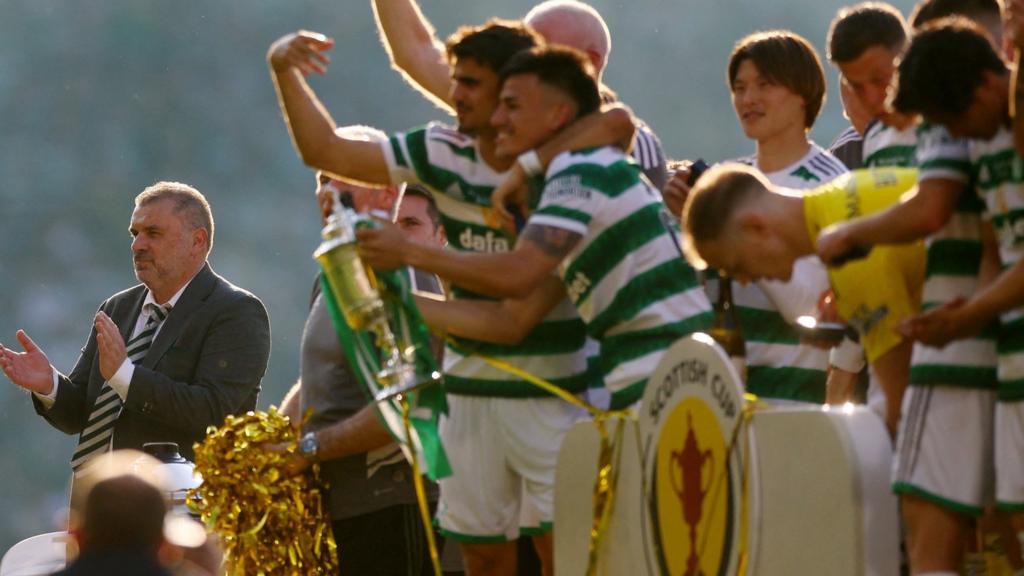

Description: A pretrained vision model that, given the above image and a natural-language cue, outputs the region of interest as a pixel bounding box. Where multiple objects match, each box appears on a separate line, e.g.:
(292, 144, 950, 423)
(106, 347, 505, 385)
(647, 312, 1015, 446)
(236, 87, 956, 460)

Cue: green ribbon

(319, 270, 452, 480)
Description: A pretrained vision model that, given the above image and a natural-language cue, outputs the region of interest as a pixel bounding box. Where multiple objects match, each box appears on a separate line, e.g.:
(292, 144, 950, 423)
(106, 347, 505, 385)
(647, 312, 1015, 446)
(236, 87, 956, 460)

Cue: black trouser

(332, 503, 459, 576)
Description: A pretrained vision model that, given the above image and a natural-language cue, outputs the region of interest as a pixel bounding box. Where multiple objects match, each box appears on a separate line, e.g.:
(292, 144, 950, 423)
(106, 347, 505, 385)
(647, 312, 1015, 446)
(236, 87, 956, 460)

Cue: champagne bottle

(708, 273, 747, 382)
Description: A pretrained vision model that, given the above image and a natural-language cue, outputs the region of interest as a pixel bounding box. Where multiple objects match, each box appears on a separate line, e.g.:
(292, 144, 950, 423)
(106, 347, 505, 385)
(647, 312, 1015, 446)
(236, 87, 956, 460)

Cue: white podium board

(554, 335, 899, 576)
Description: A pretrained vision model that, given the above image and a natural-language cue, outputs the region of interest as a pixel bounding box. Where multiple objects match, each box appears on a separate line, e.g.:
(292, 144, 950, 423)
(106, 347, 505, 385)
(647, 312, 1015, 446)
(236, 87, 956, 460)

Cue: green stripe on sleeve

(547, 161, 639, 198)
(390, 135, 410, 168)
(563, 203, 665, 304)
(533, 205, 592, 226)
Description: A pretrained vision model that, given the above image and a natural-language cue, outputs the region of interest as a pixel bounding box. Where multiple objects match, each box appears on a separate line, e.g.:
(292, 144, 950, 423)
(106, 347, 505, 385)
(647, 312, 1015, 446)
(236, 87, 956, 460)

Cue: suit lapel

(116, 289, 147, 343)
(92, 287, 145, 401)
(141, 263, 217, 369)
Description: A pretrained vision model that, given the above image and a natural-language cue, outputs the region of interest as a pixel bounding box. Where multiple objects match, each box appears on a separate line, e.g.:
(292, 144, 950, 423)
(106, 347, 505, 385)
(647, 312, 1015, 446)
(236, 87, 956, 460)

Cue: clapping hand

(95, 312, 127, 381)
(0, 330, 55, 395)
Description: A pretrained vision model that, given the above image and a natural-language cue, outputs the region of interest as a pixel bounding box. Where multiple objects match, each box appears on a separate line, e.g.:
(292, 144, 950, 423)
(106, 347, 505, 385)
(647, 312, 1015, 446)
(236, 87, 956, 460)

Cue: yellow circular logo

(652, 397, 732, 576)
(640, 335, 744, 576)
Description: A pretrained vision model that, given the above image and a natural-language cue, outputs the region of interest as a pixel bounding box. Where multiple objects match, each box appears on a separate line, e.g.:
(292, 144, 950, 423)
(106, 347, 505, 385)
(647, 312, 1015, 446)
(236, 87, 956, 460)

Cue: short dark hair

(500, 46, 601, 118)
(135, 181, 215, 255)
(445, 19, 542, 72)
(728, 30, 827, 128)
(827, 2, 908, 63)
(398, 184, 441, 230)
(891, 18, 1006, 118)
(910, 0, 1002, 29)
(82, 475, 167, 552)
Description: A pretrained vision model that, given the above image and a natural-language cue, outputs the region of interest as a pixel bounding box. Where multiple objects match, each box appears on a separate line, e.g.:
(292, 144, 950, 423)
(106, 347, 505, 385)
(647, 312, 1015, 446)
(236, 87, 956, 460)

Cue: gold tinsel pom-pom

(188, 408, 339, 575)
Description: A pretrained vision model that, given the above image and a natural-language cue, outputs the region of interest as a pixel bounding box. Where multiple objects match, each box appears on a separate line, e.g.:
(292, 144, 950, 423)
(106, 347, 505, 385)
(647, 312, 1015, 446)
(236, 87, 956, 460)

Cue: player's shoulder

(421, 122, 474, 147)
(801, 143, 849, 180)
(549, 146, 630, 175)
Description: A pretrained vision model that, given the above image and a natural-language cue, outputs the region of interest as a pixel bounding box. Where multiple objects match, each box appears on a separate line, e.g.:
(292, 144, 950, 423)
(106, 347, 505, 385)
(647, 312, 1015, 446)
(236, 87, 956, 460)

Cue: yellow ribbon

(398, 394, 444, 576)
(586, 416, 625, 575)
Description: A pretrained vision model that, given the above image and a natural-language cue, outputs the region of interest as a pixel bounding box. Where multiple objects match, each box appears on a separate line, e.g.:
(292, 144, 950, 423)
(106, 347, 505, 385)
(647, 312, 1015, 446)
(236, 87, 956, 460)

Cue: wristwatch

(299, 431, 319, 462)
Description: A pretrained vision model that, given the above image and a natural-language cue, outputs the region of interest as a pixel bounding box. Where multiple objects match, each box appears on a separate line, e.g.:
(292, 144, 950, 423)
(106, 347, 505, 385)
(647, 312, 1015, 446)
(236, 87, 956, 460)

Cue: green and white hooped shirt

(530, 146, 712, 409)
(733, 143, 844, 402)
(382, 122, 596, 398)
(967, 126, 1024, 399)
(864, 121, 997, 390)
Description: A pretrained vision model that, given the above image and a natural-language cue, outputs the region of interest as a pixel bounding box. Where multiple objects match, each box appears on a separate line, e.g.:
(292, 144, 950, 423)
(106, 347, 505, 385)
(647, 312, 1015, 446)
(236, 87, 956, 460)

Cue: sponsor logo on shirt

(458, 228, 510, 253)
(547, 174, 591, 202)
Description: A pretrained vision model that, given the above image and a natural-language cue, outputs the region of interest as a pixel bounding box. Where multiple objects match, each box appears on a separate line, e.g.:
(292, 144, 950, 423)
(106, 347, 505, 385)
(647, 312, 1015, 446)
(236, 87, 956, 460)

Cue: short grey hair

(135, 181, 214, 255)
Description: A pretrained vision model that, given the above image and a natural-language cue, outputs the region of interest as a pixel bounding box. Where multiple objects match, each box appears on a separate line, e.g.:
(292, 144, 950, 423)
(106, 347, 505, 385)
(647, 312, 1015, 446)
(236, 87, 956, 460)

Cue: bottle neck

(717, 274, 733, 309)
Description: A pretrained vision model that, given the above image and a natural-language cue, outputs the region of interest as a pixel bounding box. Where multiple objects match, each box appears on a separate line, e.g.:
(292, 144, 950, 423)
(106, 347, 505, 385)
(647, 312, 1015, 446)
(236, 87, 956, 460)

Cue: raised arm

(371, 0, 455, 113)
(267, 31, 392, 185)
(416, 276, 567, 345)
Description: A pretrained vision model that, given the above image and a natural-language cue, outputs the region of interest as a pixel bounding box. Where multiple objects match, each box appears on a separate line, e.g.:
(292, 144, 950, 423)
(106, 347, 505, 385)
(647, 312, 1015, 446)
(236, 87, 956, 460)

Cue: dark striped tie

(71, 303, 171, 473)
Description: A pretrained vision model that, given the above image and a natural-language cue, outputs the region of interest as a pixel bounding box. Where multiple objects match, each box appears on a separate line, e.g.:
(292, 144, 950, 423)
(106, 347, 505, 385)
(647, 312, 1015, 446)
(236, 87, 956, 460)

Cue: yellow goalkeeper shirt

(802, 168, 926, 362)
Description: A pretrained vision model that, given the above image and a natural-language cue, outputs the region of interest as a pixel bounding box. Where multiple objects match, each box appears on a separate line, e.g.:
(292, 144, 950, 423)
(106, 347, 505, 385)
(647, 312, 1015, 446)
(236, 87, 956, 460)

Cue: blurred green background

(0, 0, 916, 554)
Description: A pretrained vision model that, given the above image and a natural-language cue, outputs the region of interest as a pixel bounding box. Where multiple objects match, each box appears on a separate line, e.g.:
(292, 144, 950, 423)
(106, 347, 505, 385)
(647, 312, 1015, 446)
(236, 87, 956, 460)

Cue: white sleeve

(830, 338, 866, 373)
(755, 256, 829, 324)
(32, 367, 60, 409)
(107, 358, 135, 401)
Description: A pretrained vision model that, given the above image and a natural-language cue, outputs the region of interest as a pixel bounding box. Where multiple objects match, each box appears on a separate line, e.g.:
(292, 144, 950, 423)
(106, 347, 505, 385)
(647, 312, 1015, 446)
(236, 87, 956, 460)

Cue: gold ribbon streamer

(398, 395, 444, 576)
(189, 408, 339, 575)
(586, 416, 625, 575)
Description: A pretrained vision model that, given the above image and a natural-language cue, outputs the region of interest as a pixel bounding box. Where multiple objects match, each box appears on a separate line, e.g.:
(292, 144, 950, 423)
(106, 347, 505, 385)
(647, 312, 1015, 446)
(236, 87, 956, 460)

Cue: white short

(436, 395, 580, 541)
(866, 368, 886, 424)
(996, 400, 1024, 509)
(892, 385, 995, 515)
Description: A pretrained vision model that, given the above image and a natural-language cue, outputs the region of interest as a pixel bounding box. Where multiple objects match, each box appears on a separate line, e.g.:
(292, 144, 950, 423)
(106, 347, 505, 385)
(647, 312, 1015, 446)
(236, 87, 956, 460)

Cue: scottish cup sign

(639, 334, 749, 576)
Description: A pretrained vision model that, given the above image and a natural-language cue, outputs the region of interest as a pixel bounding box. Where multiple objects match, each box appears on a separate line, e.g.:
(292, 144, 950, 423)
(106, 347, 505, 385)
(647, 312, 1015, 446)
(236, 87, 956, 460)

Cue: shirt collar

(142, 268, 201, 315)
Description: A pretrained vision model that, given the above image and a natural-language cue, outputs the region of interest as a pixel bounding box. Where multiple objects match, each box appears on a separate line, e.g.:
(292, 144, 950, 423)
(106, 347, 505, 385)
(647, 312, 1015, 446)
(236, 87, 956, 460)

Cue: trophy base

(374, 371, 442, 403)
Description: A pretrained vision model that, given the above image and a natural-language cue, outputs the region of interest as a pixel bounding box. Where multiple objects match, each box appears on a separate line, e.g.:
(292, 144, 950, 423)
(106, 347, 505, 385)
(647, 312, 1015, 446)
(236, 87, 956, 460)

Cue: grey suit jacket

(33, 263, 271, 460)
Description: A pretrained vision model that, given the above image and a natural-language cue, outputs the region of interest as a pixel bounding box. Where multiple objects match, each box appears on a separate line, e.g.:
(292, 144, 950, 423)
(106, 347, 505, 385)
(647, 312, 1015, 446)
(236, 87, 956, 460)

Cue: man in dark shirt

(277, 163, 456, 575)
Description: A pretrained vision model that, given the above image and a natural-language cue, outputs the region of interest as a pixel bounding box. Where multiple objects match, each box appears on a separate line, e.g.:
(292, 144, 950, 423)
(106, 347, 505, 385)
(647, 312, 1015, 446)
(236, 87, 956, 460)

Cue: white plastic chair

(0, 532, 69, 576)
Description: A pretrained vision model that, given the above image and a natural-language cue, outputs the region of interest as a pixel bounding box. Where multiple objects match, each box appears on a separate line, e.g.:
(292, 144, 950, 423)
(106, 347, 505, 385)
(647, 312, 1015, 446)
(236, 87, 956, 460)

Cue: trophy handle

(670, 450, 686, 500)
(699, 449, 715, 499)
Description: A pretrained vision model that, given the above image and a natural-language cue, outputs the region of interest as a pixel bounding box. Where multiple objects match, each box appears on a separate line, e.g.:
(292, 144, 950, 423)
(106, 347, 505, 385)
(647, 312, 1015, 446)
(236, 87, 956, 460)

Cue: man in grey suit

(0, 181, 271, 466)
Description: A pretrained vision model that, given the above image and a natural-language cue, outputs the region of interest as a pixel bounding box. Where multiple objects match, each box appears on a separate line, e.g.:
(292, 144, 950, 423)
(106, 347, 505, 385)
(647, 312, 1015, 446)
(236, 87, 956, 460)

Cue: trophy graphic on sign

(670, 412, 714, 576)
